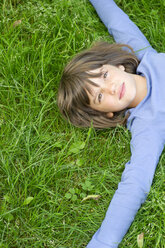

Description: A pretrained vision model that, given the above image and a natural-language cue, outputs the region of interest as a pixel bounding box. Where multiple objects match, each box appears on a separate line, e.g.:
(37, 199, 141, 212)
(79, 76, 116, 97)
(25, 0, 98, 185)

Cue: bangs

(81, 69, 103, 95)
(72, 68, 102, 103)
(79, 72, 102, 102)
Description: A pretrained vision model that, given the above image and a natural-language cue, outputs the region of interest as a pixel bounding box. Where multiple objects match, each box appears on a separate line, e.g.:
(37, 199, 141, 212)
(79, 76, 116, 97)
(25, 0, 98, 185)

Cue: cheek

(130, 84, 137, 99)
(126, 80, 136, 98)
(104, 97, 115, 109)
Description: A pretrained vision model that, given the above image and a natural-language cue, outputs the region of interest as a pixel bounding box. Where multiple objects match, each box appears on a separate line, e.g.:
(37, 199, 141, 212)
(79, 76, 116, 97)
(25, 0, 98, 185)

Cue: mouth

(119, 82, 125, 100)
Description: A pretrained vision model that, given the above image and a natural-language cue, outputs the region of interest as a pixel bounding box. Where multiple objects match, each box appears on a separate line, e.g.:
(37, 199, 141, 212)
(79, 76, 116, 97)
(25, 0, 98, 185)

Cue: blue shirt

(87, 1, 165, 247)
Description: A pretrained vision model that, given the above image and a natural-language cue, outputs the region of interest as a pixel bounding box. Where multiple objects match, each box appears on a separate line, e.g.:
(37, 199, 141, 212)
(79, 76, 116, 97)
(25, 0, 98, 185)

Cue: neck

(129, 74, 147, 108)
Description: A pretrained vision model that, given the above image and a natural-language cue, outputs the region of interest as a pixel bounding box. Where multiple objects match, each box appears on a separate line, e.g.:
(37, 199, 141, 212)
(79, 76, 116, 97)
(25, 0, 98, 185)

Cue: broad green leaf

(76, 158, 84, 166)
(23, 197, 34, 205)
(54, 142, 63, 148)
(65, 193, 72, 199)
(81, 180, 93, 191)
(75, 188, 80, 194)
(85, 181, 92, 187)
(72, 195, 77, 201)
(68, 141, 85, 154)
(4, 213, 14, 221)
(69, 188, 75, 194)
(4, 194, 11, 203)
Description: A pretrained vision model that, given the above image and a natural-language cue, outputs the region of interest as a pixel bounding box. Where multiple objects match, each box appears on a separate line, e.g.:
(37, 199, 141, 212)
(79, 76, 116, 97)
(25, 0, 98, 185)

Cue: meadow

(0, 0, 165, 247)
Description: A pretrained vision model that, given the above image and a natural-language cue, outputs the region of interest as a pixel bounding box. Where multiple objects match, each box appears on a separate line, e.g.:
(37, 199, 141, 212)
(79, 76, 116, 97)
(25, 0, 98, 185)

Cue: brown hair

(57, 42, 139, 128)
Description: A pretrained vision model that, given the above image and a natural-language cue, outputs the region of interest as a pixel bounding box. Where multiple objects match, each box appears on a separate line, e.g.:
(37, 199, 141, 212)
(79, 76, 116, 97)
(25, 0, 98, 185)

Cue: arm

(87, 122, 164, 248)
(89, 0, 156, 60)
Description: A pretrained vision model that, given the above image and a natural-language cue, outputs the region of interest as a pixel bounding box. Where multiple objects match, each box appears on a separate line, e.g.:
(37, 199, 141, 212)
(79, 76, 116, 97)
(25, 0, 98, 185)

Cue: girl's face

(87, 64, 137, 115)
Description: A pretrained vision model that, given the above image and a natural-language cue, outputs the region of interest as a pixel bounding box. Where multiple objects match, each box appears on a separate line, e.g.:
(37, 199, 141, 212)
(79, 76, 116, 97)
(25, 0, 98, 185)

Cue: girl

(58, 0, 165, 247)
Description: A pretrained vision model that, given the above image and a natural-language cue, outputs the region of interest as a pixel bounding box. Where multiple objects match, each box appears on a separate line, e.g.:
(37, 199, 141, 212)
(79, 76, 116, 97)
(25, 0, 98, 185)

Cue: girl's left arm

(89, 0, 156, 61)
(87, 123, 164, 248)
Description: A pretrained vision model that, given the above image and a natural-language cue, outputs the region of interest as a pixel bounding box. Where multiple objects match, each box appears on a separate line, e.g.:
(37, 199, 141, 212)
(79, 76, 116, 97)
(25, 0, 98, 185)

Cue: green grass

(0, 0, 165, 247)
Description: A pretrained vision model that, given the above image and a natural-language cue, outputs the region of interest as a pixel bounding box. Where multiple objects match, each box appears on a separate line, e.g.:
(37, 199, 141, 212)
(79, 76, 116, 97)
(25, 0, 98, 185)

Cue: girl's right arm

(87, 124, 164, 248)
(89, 0, 156, 60)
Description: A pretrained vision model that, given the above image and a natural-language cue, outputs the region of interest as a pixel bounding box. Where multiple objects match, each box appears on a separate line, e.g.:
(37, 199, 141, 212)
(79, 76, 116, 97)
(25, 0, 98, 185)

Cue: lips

(119, 82, 125, 100)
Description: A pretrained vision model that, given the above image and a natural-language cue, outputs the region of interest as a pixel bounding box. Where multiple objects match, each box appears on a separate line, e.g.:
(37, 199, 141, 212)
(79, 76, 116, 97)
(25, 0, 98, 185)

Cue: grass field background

(0, 0, 165, 247)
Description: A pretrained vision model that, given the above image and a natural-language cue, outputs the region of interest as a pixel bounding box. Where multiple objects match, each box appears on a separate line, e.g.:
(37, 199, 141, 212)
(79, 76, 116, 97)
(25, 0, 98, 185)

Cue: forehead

(89, 67, 102, 74)
(88, 64, 116, 77)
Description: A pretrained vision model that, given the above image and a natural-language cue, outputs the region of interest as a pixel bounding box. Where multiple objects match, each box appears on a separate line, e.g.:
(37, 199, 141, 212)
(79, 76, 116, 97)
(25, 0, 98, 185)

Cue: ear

(106, 112, 114, 118)
(118, 65, 125, 71)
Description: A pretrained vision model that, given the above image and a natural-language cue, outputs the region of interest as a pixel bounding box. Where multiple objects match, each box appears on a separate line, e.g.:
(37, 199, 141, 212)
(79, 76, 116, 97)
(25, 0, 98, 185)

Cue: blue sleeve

(89, 0, 155, 60)
(87, 122, 164, 247)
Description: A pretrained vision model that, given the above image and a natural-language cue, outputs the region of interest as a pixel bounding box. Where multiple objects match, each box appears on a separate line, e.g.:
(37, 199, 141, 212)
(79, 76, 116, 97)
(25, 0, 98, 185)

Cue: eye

(98, 93, 102, 103)
(103, 71, 108, 79)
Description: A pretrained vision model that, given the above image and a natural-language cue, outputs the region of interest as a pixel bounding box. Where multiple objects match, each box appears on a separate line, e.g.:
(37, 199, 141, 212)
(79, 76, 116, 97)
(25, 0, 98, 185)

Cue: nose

(103, 83, 116, 95)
